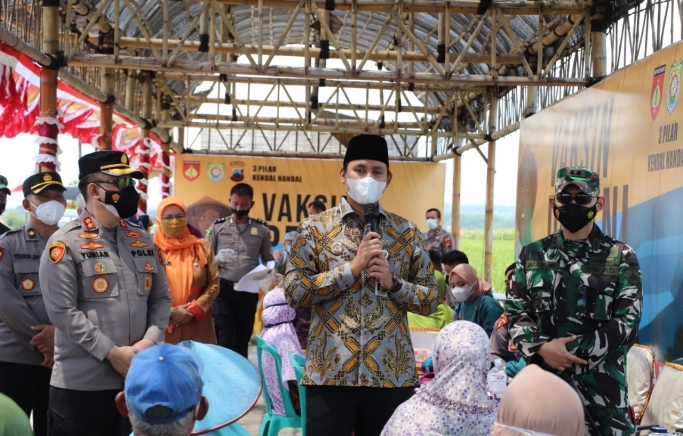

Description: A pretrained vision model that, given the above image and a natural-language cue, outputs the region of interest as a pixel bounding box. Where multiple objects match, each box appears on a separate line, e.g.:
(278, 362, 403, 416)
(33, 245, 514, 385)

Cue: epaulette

(214, 217, 227, 224)
(253, 217, 269, 227)
(2, 227, 21, 236)
(127, 221, 143, 229)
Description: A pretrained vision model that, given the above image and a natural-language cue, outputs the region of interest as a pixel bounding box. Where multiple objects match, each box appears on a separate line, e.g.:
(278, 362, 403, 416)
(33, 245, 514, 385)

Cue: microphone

(364, 203, 385, 296)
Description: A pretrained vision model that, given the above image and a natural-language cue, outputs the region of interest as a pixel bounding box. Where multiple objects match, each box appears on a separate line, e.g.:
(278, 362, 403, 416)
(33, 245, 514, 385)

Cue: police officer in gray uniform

(39, 151, 172, 436)
(425, 208, 455, 258)
(207, 183, 273, 358)
(0, 171, 66, 436)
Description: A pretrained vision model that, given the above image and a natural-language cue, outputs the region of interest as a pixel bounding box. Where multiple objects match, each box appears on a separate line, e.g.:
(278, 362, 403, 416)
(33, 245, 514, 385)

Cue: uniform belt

(220, 278, 236, 286)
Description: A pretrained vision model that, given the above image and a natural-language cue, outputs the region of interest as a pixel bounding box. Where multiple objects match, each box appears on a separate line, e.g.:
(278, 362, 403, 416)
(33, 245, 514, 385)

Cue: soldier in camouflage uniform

(506, 166, 642, 436)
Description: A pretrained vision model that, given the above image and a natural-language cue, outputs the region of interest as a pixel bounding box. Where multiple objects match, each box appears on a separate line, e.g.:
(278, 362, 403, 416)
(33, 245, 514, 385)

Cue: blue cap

(125, 344, 204, 424)
(284, 231, 296, 242)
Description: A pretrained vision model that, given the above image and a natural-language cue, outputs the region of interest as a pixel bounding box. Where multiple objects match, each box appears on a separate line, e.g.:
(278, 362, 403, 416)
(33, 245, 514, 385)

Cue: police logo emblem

(130, 241, 149, 248)
(144, 277, 152, 291)
(43, 174, 52, 182)
(21, 278, 34, 291)
(112, 193, 120, 203)
(207, 163, 225, 182)
(94, 262, 107, 274)
(230, 161, 245, 182)
(49, 242, 66, 263)
(652, 65, 666, 120)
(143, 261, 155, 272)
(28, 229, 36, 237)
(92, 277, 109, 294)
(121, 154, 128, 164)
(84, 217, 96, 230)
(250, 227, 258, 236)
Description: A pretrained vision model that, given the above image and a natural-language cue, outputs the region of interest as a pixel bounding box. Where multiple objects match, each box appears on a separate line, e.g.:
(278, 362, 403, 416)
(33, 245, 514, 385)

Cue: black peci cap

(78, 151, 144, 180)
(343, 135, 390, 169)
(23, 172, 66, 197)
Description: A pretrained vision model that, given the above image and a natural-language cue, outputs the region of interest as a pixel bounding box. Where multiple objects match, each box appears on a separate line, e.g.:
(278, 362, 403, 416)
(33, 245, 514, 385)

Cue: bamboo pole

(124, 70, 137, 111)
(591, 31, 608, 77)
(138, 72, 153, 214)
(38, 0, 60, 172)
(160, 96, 171, 199)
(431, 121, 520, 160)
(99, 68, 115, 150)
(524, 86, 538, 118)
(452, 150, 461, 249)
(484, 91, 498, 284)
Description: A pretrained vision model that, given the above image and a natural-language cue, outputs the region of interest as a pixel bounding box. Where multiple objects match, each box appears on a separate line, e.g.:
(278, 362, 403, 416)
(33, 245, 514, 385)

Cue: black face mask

(553, 202, 597, 233)
(99, 185, 140, 219)
(0, 202, 5, 215)
(234, 209, 250, 220)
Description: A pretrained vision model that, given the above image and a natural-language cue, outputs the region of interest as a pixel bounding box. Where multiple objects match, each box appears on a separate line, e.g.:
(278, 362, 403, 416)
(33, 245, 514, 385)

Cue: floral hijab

(382, 321, 497, 435)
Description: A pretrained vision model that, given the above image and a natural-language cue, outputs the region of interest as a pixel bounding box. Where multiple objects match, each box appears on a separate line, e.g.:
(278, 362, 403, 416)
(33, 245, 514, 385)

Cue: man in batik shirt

(285, 134, 438, 435)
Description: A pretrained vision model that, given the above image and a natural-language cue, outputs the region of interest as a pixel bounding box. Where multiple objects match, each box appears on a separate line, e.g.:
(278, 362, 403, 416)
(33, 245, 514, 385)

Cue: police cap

(23, 172, 66, 197)
(78, 151, 143, 180)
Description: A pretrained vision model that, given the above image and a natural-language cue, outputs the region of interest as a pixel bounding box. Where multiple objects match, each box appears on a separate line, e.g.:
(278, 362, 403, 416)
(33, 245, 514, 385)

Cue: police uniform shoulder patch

(495, 313, 508, 330)
(83, 217, 97, 230)
(21, 278, 34, 291)
(253, 218, 269, 227)
(49, 242, 66, 263)
(443, 236, 453, 251)
(119, 220, 128, 229)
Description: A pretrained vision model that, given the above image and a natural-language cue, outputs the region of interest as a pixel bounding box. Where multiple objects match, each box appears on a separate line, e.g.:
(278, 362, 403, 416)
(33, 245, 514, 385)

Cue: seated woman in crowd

(449, 264, 504, 336)
(260, 277, 303, 416)
(407, 251, 454, 330)
(491, 364, 585, 436)
(154, 197, 219, 344)
(381, 321, 497, 436)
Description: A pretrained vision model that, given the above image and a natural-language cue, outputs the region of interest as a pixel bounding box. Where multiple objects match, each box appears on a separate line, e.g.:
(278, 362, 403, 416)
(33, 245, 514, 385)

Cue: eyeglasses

(555, 193, 594, 206)
(99, 178, 136, 190)
(161, 214, 187, 221)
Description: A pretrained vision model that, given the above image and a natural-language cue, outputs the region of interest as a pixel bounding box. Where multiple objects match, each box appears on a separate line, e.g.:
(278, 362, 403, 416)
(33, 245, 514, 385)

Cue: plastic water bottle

(488, 358, 507, 399)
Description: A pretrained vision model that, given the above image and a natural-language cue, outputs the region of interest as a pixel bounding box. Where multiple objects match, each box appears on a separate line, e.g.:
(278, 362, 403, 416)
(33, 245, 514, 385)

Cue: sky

(0, 129, 520, 212)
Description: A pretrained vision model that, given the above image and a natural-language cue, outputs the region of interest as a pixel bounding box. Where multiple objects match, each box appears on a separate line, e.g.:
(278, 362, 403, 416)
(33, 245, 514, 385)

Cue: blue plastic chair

(253, 335, 302, 436)
(289, 353, 306, 436)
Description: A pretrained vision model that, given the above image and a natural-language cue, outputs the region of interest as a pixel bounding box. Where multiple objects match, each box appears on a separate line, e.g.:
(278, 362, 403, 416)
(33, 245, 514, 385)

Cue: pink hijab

(491, 364, 585, 436)
(449, 264, 493, 302)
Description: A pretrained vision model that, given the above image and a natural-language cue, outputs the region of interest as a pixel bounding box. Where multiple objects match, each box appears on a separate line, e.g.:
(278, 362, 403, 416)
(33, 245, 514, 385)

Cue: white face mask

(346, 177, 386, 205)
(29, 200, 65, 226)
(426, 218, 438, 230)
(452, 282, 476, 302)
(101, 201, 120, 218)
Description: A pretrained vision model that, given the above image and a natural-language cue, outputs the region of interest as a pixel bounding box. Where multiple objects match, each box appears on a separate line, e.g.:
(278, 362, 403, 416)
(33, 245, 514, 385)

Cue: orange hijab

(154, 198, 208, 307)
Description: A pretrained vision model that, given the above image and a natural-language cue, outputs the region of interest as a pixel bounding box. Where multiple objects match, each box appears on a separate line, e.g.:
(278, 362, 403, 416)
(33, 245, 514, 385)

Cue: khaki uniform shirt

(425, 226, 454, 258)
(39, 210, 172, 391)
(285, 198, 439, 388)
(0, 224, 51, 366)
(206, 216, 274, 282)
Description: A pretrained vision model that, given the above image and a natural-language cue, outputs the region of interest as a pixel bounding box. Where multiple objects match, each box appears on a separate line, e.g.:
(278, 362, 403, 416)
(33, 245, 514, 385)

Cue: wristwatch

(388, 274, 403, 294)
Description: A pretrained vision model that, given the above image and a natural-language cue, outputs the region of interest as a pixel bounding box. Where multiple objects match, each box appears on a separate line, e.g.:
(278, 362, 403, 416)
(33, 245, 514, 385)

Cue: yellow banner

(518, 40, 683, 362)
(174, 155, 445, 243)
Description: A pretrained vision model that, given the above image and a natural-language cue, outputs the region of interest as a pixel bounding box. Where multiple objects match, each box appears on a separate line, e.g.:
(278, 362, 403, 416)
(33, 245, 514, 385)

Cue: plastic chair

(253, 335, 302, 436)
(289, 353, 307, 436)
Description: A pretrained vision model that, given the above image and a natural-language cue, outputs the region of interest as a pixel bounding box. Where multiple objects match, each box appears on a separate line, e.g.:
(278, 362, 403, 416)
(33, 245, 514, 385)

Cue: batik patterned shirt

(285, 198, 438, 388)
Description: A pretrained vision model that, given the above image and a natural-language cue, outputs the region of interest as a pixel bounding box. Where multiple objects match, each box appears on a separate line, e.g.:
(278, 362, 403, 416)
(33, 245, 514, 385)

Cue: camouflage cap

(555, 166, 600, 196)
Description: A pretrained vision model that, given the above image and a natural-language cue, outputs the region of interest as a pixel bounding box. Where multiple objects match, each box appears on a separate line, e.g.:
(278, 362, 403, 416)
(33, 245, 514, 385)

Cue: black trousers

(213, 278, 259, 358)
(306, 385, 414, 436)
(47, 387, 131, 436)
(0, 361, 51, 436)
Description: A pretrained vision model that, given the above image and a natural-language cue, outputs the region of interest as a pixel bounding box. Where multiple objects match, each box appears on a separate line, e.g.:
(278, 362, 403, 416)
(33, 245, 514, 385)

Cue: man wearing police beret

(39, 151, 172, 436)
(0, 172, 66, 436)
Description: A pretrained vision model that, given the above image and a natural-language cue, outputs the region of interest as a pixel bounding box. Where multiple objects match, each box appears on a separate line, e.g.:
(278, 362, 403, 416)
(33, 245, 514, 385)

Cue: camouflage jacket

(285, 197, 438, 388)
(505, 225, 642, 409)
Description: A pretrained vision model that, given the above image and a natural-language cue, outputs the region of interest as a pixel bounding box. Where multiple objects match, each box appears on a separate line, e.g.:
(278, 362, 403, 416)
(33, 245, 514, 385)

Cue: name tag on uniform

(581, 264, 619, 276)
(525, 261, 558, 270)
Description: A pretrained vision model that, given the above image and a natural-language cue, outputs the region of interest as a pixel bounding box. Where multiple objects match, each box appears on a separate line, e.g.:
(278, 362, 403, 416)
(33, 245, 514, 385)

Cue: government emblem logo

(183, 161, 200, 182)
(21, 278, 34, 291)
(92, 277, 109, 294)
(666, 61, 682, 114)
(207, 162, 225, 182)
(652, 65, 666, 120)
(230, 161, 245, 182)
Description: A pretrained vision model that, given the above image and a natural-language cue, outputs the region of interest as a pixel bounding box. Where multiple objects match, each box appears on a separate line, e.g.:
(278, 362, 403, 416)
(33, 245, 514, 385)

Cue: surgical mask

(98, 185, 139, 219)
(346, 177, 386, 205)
(553, 202, 597, 233)
(285, 245, 291, 253)
(160, 219, 187, 238)
(234, 209, 250, 220)
(452, 282, 476, 303)
(29, 199, 65, 226)
(426, 218, 438, 230)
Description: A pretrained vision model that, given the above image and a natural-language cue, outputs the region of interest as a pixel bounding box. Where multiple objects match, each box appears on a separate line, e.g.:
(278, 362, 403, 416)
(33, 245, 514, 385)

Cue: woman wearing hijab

(154, 197, 219, 344)
(381, 321, 497, 436)
(449, 264, 504, 336)
(491, 364, 585, 436)
(261, 281, 303, 416)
